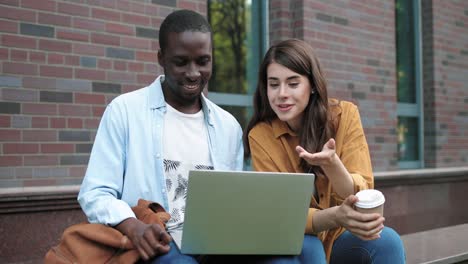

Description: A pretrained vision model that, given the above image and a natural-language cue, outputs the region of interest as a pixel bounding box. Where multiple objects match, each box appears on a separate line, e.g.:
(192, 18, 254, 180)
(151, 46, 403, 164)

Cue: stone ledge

(0, 185, 80, 214)
(375, 167, 468, 187)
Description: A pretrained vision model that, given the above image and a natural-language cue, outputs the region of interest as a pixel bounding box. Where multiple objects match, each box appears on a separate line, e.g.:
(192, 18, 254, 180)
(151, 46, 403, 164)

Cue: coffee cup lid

(355, 189, 385, 208)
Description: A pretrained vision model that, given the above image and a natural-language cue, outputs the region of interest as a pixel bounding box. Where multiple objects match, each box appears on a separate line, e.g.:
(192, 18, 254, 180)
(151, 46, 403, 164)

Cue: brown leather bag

(44, 199, 171, 264)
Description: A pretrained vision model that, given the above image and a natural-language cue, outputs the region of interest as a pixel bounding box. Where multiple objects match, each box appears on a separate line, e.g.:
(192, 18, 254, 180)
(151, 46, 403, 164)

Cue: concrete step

(402, 223, 468, 264)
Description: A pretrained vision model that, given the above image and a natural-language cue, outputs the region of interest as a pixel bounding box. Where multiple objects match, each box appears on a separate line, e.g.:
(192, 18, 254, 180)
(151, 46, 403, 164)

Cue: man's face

(158, 31, 212, 113)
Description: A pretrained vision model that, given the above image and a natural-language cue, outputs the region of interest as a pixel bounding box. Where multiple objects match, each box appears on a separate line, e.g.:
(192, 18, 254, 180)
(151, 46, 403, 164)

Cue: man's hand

(335, 195, 385, 240)
(116, 217, 172, 261)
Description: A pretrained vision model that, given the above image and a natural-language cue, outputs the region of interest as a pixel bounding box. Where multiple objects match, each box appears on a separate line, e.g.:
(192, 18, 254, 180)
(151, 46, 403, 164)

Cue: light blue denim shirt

(78, 76, 244, 226)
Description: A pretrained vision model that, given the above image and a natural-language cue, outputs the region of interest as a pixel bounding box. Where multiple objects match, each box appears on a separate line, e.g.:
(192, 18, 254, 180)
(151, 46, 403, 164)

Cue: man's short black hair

(159, 9, 212, 53)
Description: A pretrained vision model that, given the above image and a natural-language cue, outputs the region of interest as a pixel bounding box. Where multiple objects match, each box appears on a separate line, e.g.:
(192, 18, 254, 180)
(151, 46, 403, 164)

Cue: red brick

(113, 60, 127, 71)
(0, 116, 11, 127)
(24, 155, 58, 166)
(31, 117, 49, 128)
(10, 49, 28, 61)
(91, 33, 120, 46)
(4, 143, 39, 154)
(21, 0, 56, 12)
(73, 17, 105, 32)
(65, 55, 80, 66)
(106, 22, 134, 35)
(58, 2, 89, 17)
(38, 12, 71, 27)
(93, 106, 105, 117)
(29, 51, 46, 63)
(2, 34, 37, 49)
(121, 36, 150, 50)
(69, 166, 86, 177)
(23, 130, 57, 141)
(41, 143, 74, 153)
(0, 19, 18, 33)
(179, 0, 197, 10)
(130, 1, 146, 13)
(39, 39, 72, 53)
(75, 93, 106, 105)
(57, 29, 89, 42)
(3, 61, 38, 75)
(107, 71, 136, 83)
(85, 118, 100, 129)
(0, 155, 22, 166)
(73, 43, 105, 56)
(59, 104, 91, 117)
(2, 88, 37, 102)
(92, 7, 121, 22)
(0, 48, 8, 60)
(67, 118, 83, 128)
(128, 62, 144, 72)
(0, 6, 36, 22)
(24, 179, 57, 187)
(22, 103, 57, 115)
(75, 68, 106, 80)
(122, 84, 141, 94)
(47, 53, 65, 65)
(40, 65, 73, 78)
(122, 13, 150, 26)
(136, 51, 157, 62)
(0, 129, 20, 141)
(137, 74, 155, 86)
(23, 77, 56, 89)
(97, 59, 112, 69)
(50, 117, 65, 128)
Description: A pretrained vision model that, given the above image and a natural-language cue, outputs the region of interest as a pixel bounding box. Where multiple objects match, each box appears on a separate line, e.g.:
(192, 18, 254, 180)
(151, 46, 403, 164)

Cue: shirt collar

(272, 118, 297, 138)
(148, 75, 213, 125)
(148, 75, 166, 110)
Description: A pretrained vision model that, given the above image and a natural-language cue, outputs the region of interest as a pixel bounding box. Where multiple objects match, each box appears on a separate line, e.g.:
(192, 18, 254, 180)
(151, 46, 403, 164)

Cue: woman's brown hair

(243, 39, 336, 173)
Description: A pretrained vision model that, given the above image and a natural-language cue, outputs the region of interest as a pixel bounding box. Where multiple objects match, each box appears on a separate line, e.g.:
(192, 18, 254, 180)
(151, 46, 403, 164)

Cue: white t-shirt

(162, 103, 213, 247)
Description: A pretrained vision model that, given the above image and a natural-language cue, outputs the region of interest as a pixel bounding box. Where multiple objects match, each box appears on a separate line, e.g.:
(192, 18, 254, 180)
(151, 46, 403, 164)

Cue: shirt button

(320, 193, 324, 198)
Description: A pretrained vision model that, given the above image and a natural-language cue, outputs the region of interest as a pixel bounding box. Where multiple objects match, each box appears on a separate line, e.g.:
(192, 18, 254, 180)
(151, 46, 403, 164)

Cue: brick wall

(423, 1, 468, 167)
(0, 0, 467, 188)
(0, 0, 207, 188)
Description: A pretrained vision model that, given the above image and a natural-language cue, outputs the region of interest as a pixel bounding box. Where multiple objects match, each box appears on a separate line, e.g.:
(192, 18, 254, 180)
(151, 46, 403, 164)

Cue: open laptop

(174, 170, 315, 255)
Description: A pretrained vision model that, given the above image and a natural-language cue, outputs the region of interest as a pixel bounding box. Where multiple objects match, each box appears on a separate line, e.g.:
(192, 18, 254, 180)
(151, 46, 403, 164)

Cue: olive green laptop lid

(177, 170, 315, 255)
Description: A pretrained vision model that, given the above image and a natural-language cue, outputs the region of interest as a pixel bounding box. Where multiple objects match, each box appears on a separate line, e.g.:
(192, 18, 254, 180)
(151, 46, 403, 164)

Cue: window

(207, 0, 268, 129)
(395, 0, 423, 168)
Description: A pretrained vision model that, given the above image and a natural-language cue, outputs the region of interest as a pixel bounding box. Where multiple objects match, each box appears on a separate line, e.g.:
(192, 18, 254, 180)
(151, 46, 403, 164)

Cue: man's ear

(157, 50, 164, 68)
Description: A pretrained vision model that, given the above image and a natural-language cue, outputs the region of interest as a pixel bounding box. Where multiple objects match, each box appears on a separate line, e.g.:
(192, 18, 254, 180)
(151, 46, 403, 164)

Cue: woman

(243, 39, 405, 263)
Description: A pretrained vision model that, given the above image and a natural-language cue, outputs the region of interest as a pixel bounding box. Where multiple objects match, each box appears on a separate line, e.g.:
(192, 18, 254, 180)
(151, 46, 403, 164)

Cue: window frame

(396, 0, 424, 169)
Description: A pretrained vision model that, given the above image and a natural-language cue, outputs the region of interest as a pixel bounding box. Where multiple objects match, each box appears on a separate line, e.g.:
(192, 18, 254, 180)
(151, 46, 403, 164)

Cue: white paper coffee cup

(355, 189, 385, 216)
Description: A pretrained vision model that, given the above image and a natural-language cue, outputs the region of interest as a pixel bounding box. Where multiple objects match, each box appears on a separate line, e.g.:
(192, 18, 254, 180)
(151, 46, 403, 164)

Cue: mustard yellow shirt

(248, 99, 373, 261)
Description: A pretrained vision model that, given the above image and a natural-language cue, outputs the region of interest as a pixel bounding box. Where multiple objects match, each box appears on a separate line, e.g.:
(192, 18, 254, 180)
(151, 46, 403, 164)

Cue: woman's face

(266, 62, 312, 132)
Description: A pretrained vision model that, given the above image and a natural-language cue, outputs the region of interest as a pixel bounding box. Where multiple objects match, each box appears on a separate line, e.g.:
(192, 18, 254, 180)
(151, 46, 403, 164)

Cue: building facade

(0, 0, 467, 188)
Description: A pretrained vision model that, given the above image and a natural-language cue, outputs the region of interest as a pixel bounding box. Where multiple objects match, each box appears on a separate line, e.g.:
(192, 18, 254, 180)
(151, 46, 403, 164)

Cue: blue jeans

(330, 227, 406, 264)
(149, 227, 405, 263)
(149, 235, 324, 264)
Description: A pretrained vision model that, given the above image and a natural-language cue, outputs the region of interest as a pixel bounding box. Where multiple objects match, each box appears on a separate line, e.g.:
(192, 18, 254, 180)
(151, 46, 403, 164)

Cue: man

(78, 9, 243, 263)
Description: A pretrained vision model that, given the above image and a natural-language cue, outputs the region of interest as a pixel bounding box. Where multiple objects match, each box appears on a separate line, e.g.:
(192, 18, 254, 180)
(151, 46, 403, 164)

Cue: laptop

(174, 170, 315, 255)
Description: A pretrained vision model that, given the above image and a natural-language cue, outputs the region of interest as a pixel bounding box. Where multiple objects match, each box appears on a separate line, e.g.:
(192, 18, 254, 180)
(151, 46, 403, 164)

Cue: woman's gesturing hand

(296, 138, 338, 168)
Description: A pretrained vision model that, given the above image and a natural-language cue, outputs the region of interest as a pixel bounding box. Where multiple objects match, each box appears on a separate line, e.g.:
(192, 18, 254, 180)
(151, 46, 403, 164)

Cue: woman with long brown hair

(244, 39, 405, 263)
